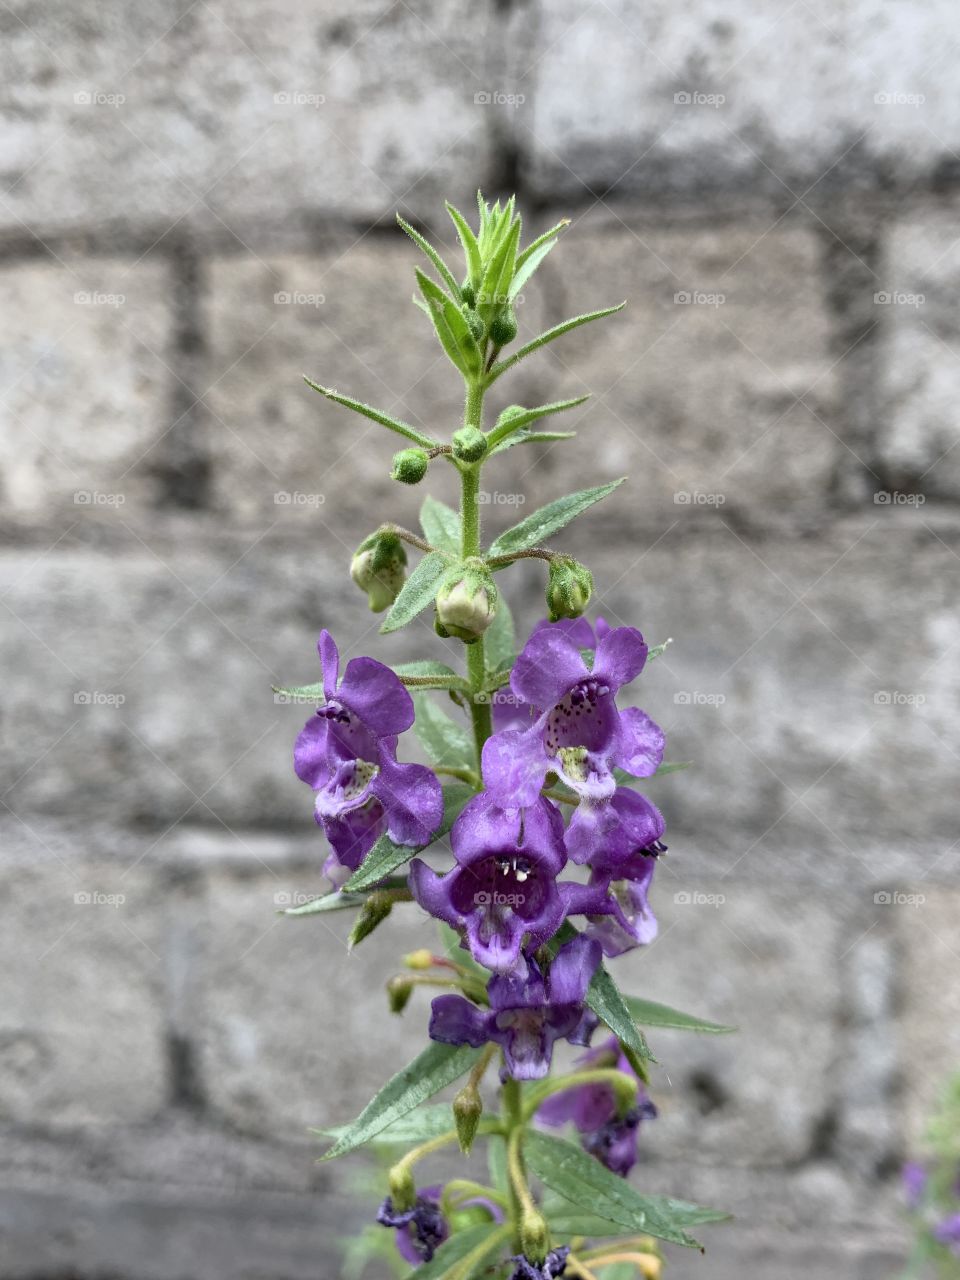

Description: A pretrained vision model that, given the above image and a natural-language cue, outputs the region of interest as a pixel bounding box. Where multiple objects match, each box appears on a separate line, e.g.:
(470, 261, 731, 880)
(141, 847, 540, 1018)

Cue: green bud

(519, 1207, 550, 1264)
(386, 974, 414, 1014)
(435, 559, 498, 643)
(452, 426, 487, 463)
(391, 447, 429, 485)
(461, 281, 476, 308)
(449, 1204, 496, 1231)
(388, 1163, 417, 1213)
(545, 556, 593, 622)
(351, 532, 407, 613)
(494, 404, 526, 431)
(462, 305, 484, 342)
(489, 305, 518, 347)
(348, 893, 393, 950)
(403, 948, 435, 970)
(453, 1081, 483, 1154)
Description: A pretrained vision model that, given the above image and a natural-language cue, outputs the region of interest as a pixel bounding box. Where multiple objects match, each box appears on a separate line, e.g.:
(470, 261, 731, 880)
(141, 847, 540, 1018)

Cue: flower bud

(546, 556, 593, 622)
(403, 948, 435, 970)
(435, 560, 498, 643)
(461, 281, 476, 308)
(386, 974, 414, 1014)
(519, 1207, 550, 1264)
(494, 404, 526, 431)
(489, 305, 518, 347)
(453, 1081, 483, 1154)
(348, 893, 393, 950)
(391, 447, 429, 485)
(388, 1163, 417, 1214)
(452, 426, 487, 464)
(351, 532, 407, 613)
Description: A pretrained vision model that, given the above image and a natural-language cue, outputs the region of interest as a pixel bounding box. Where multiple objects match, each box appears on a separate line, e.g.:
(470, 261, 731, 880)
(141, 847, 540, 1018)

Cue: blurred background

(2, 1, 959, 1276)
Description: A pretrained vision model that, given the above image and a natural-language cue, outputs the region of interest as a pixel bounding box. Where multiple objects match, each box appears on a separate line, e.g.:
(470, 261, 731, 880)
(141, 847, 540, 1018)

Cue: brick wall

(2, 2, 958, 1276)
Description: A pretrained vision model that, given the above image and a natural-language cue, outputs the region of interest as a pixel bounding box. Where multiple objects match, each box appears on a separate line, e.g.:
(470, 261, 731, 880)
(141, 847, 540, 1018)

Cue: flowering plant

(903, 1074, 960, 1278)
(276, 194, 732, 1279)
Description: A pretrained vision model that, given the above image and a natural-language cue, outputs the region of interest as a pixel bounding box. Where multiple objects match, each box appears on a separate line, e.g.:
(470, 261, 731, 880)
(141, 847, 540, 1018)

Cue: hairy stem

(461, 378, 493, 764)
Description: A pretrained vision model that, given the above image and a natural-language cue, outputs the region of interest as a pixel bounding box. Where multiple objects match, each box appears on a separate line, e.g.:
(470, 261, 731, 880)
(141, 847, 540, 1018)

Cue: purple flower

(409, 793, 567, 973)
(377, 1185, 449, 1264)
(482, 622, 664, 863)
(294, 631, 443, 878)
(537, 1036, 657, 1176)
(902, 1160, 927, 1208)
(562, 830, 663, 957)
(508, 1246, 570, 1279)
(934, 1213, 960, 1256)
(428, 936, 601, 1080)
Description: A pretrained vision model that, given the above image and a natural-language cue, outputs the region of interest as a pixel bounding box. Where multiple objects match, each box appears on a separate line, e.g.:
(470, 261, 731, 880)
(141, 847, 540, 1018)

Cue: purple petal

(531, 616, 598, 649)
(488, 958, 547, 1012)
(293, 715, 334, 788)
(615, 707, 665, 778)
(451, 792, 522, 864)
(547, 935, 601, 1006)
(318, 630, 340, 701)
(593, 626, 647, 692)
(337, 656, 415, 736)
(409, 859, 463, 930)
(372, 754, 443, 847)
(428, 995, 491, 1048)
(511, 628, 588, 710)
(323, 802, 384, 871)
(538, 1080, 616, 1133)
(463, 906, 529, 973)
(492, 1011, 554, 1080)
(589, 789, 666, 871)
(481, 728, 550, 808)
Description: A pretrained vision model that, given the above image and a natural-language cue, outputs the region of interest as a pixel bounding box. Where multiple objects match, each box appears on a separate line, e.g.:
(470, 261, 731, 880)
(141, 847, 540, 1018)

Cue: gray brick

(518, 1, 960, 200)
(0, 258, 170, 510)
(0, 0, 492, 239)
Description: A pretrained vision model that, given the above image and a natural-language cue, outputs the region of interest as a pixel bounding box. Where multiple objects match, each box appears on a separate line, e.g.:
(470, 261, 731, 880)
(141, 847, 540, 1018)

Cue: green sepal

(343, 782, 475, 892)
(412, 692, 475, 770)
(486, 302, 625, 384)
(320, 1041, 484, 1161)
(523, 1130, 729, 1249)
(488, 479, 625, 558)
(303, 378, 436, 448)
(381, 551, 449, 634)
(624, 994, 736, 1035)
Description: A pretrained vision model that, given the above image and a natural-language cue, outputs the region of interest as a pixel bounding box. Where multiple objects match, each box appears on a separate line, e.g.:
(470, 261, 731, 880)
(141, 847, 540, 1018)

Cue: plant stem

(522, 1067, 639, 1122)
(461, 378, 493, 765)
(501, 1076, 526, 1251)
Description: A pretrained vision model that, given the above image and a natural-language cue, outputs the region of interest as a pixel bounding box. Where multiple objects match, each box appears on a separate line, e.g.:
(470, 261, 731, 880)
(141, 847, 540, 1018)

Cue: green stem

(501, 1077, 526, 1251)
(461, 378, 493, 765)
(522, 1068, 639, 1122)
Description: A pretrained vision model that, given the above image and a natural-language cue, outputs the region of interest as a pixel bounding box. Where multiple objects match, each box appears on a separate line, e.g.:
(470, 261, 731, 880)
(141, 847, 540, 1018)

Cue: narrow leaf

(487, 396, 588, 449)
(319, 1101, 497, 1145)
(280, 890, 368, 916)
(381, 551, 448, 634)
(397, 214, 462, 299)
(420, 494, 462, 554)
(587, 961, 653, 1063)
(624, 994, 736, 1035)
(484, 594, 516, 674)
(486, 303, 625, 383)
(491, 429, 576, 456)
(321, 1042, 484, 1161)
(515, 219, 570, 270)
(303, 379, 435, 448)
(403, 1224, 509, 1280)
(416, 269, 482, 376)
(394, 660, 461, 681)
(412, 692, 475, 770)
(446, 202, 482, 288)
(508, 235, 557, 299)
(524, 1131, 728, 1248)
(272, 680, 325, 704)
(488, 479, 625, 558)
(344, 783, 475, 892)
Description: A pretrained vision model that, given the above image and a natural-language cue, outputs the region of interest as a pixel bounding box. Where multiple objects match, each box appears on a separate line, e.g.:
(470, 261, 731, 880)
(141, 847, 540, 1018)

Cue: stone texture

(0, 0, 492, 238)
(0, 257, 170, 510)
(519, 0, 960, 200)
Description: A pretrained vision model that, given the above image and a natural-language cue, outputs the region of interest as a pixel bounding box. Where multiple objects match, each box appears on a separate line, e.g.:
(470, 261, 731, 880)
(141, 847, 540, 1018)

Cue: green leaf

(446, 202, 483, 289)
(490, 429, 576, 456)
(515, 218, 570, 271)
(271, 680, 325, 704)
(321, 1041, 484, 1161)
(648, 639, 673, 660)
(397, 214, 462, 300)
(487, 396, 588, 449)
(319, 1101, 498, 1146)
(488, 479, 625, 558)
(484, 594, 516, 674)
(412, 692, 475, 770)
(623, 994, 736, 1035)
(381, 551, 448, 634)
(420, 495, 462, 554)
(402, 1224, 508, 1280)
(508, 235, 557, 299)
(280, 890, 368, 917)
(395, 659, 469, 692)
(416, 269, 483, 376)
(344, 783, 474, 892)
(524, 1131, 729, 1249)
(587, 961, 653, 1064)
(478, 218, 520, 318)
(303, 379, 436, 448)
(486, 303, 625, 383)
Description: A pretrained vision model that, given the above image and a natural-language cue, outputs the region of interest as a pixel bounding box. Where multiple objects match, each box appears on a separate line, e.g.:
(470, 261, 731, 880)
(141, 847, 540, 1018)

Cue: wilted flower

(377, 1185, 449, 1263)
